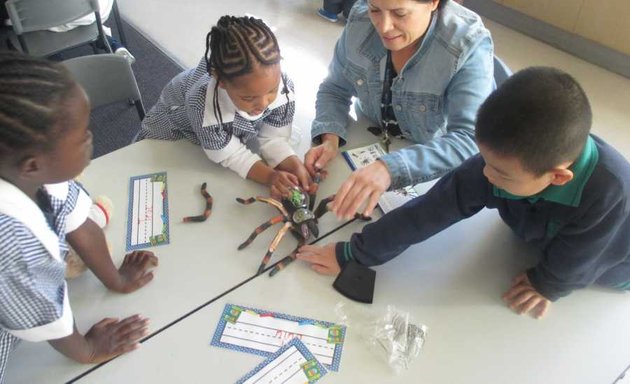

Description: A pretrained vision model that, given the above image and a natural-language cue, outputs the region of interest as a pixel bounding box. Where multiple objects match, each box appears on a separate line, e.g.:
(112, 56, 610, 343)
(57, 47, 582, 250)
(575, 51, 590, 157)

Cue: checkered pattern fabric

(138, 58, 295, 152)
(0, 181, 87, 382)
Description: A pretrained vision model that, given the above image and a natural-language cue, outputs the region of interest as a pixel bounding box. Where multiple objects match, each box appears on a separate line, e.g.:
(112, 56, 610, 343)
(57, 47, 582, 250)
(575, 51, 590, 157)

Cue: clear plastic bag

(335, 303, 428, 374)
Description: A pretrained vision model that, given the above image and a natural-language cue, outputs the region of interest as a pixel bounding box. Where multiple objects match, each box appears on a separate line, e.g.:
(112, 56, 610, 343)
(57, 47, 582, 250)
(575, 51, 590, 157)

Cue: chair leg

(17, 35, 29, 54)
(134, 100, 146, 120)
(94, 11, 113, 53)
(112, 0, 127, 47)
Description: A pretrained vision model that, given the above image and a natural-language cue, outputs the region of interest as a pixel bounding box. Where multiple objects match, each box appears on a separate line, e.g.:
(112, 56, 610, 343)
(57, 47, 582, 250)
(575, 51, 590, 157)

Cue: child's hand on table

(296, 243, 340, 275)
(84, 314, 149, 363)
(502, 272, 551, 319)
(115, 250, 159, 294)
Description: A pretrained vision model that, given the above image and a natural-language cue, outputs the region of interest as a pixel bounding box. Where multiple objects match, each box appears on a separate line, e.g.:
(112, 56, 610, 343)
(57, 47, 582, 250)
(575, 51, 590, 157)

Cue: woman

(305, 0, 494, 218)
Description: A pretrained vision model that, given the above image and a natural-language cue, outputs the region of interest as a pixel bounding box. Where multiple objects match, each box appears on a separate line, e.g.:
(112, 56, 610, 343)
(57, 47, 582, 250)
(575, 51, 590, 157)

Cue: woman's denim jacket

(312, 0, 494, 188)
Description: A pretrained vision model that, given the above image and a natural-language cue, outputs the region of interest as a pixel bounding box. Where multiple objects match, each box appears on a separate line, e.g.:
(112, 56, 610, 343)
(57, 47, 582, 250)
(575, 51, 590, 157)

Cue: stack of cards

(211, 304, 347, 382)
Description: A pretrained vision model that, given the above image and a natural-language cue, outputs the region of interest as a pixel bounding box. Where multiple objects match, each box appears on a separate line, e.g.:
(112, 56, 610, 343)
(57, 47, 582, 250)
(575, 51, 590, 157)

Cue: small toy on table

(183, 182, 213, 222)
(236, 175, 370, 276)
(65, 195, 113, 279)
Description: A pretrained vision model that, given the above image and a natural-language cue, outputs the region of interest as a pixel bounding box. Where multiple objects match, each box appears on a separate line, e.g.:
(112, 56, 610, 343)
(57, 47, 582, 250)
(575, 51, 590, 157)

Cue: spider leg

(268, 237, 305, 277)
(313, 195, 335, 219)
(313, 195, 371, 221)
(236, 196, 289, 216)
(238, 215, 286, 250)
(257, 222, 292, 275)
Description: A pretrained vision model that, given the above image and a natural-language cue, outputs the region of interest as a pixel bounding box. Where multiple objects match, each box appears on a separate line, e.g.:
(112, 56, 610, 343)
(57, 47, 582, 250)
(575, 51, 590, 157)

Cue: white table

(75, 203, 630, 384)
(7, 122, 630, 383)
(5, 138, 366, 383)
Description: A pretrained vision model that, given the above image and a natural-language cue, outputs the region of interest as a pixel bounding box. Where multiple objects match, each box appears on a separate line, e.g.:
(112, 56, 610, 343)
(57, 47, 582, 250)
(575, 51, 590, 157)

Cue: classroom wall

(464, 0, 630, 78)
(494, 0, 630, 56)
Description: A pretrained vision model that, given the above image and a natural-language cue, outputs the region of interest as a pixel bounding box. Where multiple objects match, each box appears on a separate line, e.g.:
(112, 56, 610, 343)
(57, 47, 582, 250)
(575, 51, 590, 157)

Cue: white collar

(0, 179, 66, 261)
(202, 75, 295, 127)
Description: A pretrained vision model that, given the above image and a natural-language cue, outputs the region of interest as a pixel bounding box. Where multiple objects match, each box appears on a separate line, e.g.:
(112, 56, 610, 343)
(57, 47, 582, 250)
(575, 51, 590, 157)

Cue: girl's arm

(66, 219, 157, 294)
(49, 315, 149, 364)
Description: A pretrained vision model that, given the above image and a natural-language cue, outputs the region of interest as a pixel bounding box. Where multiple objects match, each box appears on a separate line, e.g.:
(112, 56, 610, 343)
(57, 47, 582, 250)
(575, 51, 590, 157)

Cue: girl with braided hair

(0, 52, 158, 382)
(138, 16, 313, 198)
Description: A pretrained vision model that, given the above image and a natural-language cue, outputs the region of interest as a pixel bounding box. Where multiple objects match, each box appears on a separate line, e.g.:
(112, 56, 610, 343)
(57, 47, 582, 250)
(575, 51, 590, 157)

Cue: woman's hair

(204, 16, 288, 126)
(0, 52, 76, 159)
(415, 0, 448, 10)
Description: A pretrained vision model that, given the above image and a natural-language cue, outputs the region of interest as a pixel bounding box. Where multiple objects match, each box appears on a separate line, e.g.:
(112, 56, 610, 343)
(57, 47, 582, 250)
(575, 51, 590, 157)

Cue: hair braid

(205, 16, 287, 127)
(0, 52, 76, 158)
(206, 16, 281, 80)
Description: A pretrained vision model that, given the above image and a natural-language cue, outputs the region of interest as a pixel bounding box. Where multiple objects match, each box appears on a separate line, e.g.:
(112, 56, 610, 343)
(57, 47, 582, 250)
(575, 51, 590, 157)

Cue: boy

(297, 67, 630, 318)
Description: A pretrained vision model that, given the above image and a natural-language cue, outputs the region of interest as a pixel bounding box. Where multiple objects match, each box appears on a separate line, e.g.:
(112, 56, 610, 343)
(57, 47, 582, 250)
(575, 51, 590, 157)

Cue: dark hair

(0, 52, 77, 159)
(415, 0, 448, 10)
(204, 16, 288, 126)
(475, 67, 592, 176)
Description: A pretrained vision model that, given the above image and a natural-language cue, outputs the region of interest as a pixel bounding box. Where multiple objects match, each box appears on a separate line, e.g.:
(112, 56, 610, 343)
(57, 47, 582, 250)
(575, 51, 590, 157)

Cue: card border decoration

(211, 303, 346, 372)
(126, 171, 170, 251)
(235, 338, 328, 384)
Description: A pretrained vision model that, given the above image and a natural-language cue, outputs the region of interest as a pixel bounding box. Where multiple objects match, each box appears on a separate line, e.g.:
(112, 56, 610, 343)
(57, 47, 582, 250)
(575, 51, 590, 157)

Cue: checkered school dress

(0, 180, 91, 383)
(137, 58, 296, 177)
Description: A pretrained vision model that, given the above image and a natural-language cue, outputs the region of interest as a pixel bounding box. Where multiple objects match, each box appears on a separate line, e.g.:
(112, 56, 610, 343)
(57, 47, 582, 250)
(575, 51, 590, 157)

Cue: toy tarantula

(236, 187, 370, 276)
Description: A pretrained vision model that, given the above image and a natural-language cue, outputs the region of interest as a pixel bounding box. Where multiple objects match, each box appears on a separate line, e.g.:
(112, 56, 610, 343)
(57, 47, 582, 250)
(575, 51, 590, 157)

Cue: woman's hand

(331, 160, 392, 219)
(304, 134, 340, 177)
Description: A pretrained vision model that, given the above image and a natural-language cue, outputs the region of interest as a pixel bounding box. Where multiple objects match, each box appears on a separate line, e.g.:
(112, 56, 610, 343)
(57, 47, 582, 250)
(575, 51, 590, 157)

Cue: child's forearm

(246, 160, 275, 185)
(66, 218, 123, 292)
(49, 324, 93, 364)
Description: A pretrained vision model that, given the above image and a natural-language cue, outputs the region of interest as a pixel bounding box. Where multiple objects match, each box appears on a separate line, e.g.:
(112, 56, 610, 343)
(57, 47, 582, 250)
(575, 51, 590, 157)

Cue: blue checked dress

(137, 58, 297, 178)
(0, 180, 91, 382)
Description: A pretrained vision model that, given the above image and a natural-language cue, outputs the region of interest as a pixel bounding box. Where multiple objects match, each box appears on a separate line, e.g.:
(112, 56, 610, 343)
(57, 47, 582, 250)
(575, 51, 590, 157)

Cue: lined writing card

(236, 338, 327, 384)
(211, 304, 345, 371)
(126, 172, 170, 251)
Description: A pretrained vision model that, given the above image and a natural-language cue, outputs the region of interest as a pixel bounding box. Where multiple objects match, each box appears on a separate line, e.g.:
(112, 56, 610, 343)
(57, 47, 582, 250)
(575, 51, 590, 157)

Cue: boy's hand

(502, 273, 551, 319)
(115, 251, 158, 294)
(269, 170, 299, 199)
(276, 156, 315, 193)
(296, 243, 340, 275)
(84, 314, 149, 364)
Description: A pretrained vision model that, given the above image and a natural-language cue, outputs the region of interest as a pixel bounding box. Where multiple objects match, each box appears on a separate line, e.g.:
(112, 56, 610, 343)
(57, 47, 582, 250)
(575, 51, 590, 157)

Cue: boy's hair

(475, 67, 592, 176)
(0, 52, 77, 159)
(204, 16, 288, 127)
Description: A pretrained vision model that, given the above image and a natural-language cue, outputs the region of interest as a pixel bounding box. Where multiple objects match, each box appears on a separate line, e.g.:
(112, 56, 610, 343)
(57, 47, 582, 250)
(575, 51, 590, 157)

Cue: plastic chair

(110, 0, 126, 47)
(5, 0, 112, 57)
(493, 55, 512, 87)
(62, 53, 145, 121)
